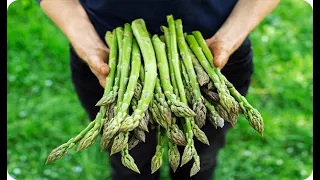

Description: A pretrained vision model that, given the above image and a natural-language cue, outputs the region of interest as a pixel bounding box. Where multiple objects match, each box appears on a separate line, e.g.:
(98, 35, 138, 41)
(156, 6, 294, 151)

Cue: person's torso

(80, 0, 238, 40)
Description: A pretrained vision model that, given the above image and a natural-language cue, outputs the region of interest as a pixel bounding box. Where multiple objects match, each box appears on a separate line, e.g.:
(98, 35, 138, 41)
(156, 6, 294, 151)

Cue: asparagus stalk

(175, 20, 207, 129)
(139, 64, 145, 83)
(96, 27, 124, 106)
(160, 30, 188, 152)
(176, 19, 207, 129)
(101, 37, 141, 151)
(116, 23, 133, 112)
(168, 140, 180, 172)
(149, 98, 168, 129)
(204, 98, 224, 128)
(154, 78, 172, 126)
(133, 81, 142, 101)
(161, 26, 180, 97)
(192, 31, 214, 67)
(184, 33, 210, 86)
(128, 136, 141, 150)
(201, 87, 220, 103)
(110, 131, 129, 155)
(119, 19, 157, 132)
(108, 101, 117, 121)
(167, 123, 187, 146)
(75, 28, 121, 152)
(191, 32, 242, 116)
(180, 60, 193, 106)
(105, 31, 113, 48)
(132, 95, 150, 132)
(185, 34, 238, 115)
(190, 151, 200, 177)
(121, 144, 140, 173)
(207, 81, 216, 91)
(76, 111, 105, 152)
(151, 126, 165, 174)
(167, 14, 196, 168)
(223, 76, 264, 135)
(136, 64, 151, 131)
(152, 34, 195, 118)
(96, 30, 118, 106)
(216, 102, 237, 126)
(46, 121, 95, 164)
(134, 128, 146, 142)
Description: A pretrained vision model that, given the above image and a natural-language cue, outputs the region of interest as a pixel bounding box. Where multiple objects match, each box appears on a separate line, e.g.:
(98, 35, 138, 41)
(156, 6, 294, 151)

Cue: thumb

(89, 55, 110, 75)
(87, 48, 110, 75)
(208, 42, 230, 69)
(213, 52, 229, 69)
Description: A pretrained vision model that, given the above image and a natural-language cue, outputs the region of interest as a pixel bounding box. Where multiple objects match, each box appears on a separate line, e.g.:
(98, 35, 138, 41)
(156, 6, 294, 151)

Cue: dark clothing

(79, 0, 238, 41)
(70, 37, 253, 180)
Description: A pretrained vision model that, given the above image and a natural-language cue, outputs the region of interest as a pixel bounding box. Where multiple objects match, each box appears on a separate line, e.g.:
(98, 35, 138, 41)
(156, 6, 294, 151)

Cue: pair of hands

(40, 0, 280, 88)
(85, 36, 239, 88)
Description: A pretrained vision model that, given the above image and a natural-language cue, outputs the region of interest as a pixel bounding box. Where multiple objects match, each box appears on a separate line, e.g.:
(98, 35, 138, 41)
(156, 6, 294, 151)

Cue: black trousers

(69, 37, 254, 180)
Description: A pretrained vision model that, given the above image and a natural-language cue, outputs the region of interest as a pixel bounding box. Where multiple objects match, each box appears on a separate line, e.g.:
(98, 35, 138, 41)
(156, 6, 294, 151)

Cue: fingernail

(100, 65, 109, 74)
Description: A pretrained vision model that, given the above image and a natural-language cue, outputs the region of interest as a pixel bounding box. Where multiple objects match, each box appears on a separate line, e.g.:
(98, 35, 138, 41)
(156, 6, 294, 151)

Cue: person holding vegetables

(37, 0, 280, 179)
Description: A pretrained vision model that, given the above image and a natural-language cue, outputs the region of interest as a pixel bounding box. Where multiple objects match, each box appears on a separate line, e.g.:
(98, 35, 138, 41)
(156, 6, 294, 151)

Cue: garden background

(7, 0, 313, 179)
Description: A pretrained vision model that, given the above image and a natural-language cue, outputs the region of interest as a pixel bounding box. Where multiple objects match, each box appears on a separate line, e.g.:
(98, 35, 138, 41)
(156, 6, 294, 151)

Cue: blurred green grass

(7, 0, 312, 179)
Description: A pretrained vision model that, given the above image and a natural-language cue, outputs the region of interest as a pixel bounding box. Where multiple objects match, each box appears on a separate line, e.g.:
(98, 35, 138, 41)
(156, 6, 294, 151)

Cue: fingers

(86, 48, 110, 88)
(89, 55, 110, 75)
(89, 66, 107, 88)
(207, 40, 231, 69)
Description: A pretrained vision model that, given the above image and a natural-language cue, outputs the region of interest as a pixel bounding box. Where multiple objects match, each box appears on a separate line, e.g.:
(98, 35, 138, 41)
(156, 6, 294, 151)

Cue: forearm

(213, 0, 280, 49)
(40, 0, 107, 61)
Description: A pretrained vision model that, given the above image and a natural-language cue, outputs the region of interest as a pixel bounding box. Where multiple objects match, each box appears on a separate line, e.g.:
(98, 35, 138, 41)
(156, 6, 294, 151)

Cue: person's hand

(40, 0, 111, 88)
(76, 46, 110, 88)
(205, 34, 244, 70)
(205, 0, 280, 69)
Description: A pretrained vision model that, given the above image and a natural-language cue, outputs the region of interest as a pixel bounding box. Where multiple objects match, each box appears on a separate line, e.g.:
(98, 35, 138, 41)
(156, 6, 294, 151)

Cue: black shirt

(37, 0, 252, 61)
(79, 0, 238, 40)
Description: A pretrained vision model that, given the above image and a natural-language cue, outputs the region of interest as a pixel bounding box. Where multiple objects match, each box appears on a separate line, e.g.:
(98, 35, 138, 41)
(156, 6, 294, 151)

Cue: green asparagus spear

(190, 151, 200, 177)
(161, 26, 180, 98)
(154, 78, 172, 126)
(46, 121, 95, 164)
(184, 33, 210, 86)
(176, 19, 207, 128)
(96, 27, 124, 106)
(110, 131, 129, 155)
(201, 87, 220, 103)
(223, 77, 264, 135)
(192, 31, 214, 67)
(180, 59, 206, 128)
(120, 19, 157, 132)
(76, 28, 120, 152)
(121, 145, 140, 173)
(116, 23, 133, 112)
(168, 140, 180, 172)
(167, 15, 196, 169)
(101, 37, 141, 151)
(151, 126, 165, 174)
(105, 31, 113, 48)
(134, 128, 146, 142)
(204, 98, 224, 128)
(152, 34, 196, 118)
(128, 136, 141, 150)
(167, 123, 187, 146)
(185, 34, 238, 115)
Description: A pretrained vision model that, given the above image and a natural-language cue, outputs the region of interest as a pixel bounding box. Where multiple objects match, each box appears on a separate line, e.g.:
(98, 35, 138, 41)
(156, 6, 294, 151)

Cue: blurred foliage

(7, 0, 312, 179)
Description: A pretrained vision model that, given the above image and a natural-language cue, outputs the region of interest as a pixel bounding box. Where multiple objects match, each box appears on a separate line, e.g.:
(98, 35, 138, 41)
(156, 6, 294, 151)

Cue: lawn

(7, 0, 313, 179)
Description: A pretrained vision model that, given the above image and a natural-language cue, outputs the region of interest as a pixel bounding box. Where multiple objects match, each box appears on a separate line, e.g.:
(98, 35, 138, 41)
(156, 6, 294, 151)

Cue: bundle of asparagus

(46, 15, 264, 177)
